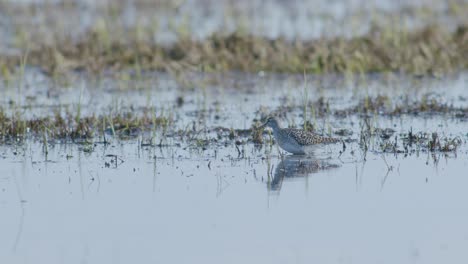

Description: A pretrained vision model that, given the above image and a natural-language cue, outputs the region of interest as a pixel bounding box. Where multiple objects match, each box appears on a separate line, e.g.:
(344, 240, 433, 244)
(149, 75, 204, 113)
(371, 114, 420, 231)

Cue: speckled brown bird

(260, 116, 339, 155)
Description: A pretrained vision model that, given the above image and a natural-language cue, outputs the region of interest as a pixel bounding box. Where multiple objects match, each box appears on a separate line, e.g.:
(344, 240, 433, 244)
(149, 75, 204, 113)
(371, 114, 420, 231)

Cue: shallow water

(1, 135, 468, 264)
(0, 0, 467, 262)
(1, 70, 468, 263)
(2, 70, 467, 126)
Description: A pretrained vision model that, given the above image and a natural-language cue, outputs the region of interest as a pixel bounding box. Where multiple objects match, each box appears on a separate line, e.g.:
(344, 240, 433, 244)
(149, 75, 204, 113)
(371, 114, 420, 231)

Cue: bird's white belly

(276, 137, 305, 154)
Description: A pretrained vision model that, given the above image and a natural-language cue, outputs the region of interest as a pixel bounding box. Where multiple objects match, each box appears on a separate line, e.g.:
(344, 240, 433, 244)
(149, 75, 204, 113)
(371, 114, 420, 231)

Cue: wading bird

(260, 116, 340, 155)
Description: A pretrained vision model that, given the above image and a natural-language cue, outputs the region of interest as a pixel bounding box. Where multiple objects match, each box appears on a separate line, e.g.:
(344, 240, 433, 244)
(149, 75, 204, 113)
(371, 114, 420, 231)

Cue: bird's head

(259, 116, 280, 129)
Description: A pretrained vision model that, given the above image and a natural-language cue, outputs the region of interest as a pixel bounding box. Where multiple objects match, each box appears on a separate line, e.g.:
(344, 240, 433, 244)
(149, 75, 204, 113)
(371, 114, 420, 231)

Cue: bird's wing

(285, 129, 339, 145)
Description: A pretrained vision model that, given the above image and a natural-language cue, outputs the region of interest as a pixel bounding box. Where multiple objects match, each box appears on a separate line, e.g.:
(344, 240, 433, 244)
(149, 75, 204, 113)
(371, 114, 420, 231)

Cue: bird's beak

(258, 121, 268, 129)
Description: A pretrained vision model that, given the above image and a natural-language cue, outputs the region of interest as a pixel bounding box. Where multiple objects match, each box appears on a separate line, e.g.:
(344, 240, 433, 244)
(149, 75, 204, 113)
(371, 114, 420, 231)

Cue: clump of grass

(1, 24, 467, 76)
(251, 126, 264, 144)
(0, 107, 172, 142)
(329, 95, 468, 117)
(376, 130, 464, 154)
(428, 132, 463, 152)
(354, 95, 391, 114)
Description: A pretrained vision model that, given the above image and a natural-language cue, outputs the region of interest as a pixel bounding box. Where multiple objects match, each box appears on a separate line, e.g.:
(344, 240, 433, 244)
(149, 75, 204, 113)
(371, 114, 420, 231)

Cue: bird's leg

(276, 144, 285, 159)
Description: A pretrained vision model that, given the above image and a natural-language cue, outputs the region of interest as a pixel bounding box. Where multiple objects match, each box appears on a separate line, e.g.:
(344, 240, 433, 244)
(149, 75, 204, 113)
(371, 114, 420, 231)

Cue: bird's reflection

(269, 154, 340, 191)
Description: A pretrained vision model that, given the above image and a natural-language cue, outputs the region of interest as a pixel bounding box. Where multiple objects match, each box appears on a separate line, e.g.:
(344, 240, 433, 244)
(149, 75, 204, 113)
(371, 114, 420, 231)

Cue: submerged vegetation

(1, 92, 466, 155)
(0, 1, 466, 155)
(0, 108, 172, 141)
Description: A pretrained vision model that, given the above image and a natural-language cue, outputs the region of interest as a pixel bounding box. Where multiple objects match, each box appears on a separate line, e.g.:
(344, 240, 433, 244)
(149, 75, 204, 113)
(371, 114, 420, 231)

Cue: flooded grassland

(1, 1, 468, 264)
(1, 70, 467, 264)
